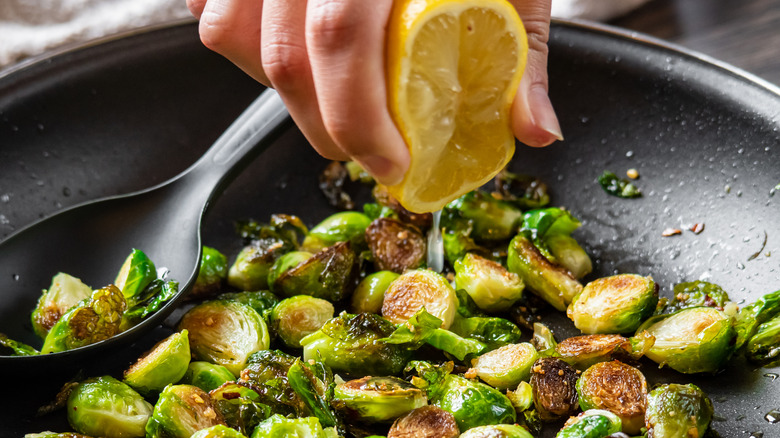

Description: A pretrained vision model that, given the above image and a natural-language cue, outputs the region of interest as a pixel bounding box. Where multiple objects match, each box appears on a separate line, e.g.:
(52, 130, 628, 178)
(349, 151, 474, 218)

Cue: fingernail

(529, 86, 564, 142)
(356, 155, 405, 186)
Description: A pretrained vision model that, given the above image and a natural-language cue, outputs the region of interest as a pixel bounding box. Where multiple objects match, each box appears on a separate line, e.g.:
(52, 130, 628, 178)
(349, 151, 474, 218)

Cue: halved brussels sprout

(557, 409, 622, 438)
(734, 288, 780, 349)
(191, 246, 229, 300)
(382, 269, 458, 330)
(217, 290, 279, 321)
(576, 361, 647, 434)
(545, 234, 592, 280)
(460, 424, 534, 438)
(471, 343, 538, 390)
(239, 350, 305, 416)
(227, 240, 288, 291)
(67, 376, 153, 438)
(120, 279, 179, 329)
(637, 306, 735, 374)
(271, 295, 334, 348)
(506, 381, 534, 413)
(450, 316, 524, 351)
(250, 414, 335, 438)
(663, 280, 731, 314)
(645, 384, 713, 438)
(531, 322, 558, 357)
(114, 249, 157, 308)
(287, 359, 340, 429)
(302, 211, 372, 251)
(332, 376, 427, 423)
(271, 242, 358, 302)
(191, 425, 248, 438)
(123, 330, 191, 396)
(210, 382, 272, 434)
(41, 285, 127, 354)
(745, 313, 780, 367)
(556, 332, 655, 370)
(432, 374, 516, 431)
(530, 357, 580, 421)
(146, 384, 226, 438)
(178, 299, 270, 375)
(454, 253, 524, 312)
(519, 208, 590, 276)
(387, 405, 459, 438)
(567, 274, 658, 334)
(365, 217, 426, 273)
(31, 272, 92, 339)
(180, 361, 236, 393)
(507, 234, 582, 311)
(267, 250, 313, 289)
(443, 190, 523, 241)
(351, 270, 400, 314)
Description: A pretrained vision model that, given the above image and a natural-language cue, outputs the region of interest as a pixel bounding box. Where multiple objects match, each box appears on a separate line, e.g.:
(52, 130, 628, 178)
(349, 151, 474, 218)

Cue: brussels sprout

(645, 384, 713, 438)
(181, 362, 236, 393)
(733, 288, 780, 349)
(454, 253, 524, 312)
(382, 269, 458, 330)
(531, 322, 558, 357)
(493, 169, 550, 210)
(267, 250, 313, 289)
(442, 226, 489, 266)
(123, 330, 190, 396)
(556, 409, 622, 438)
(450, 316, 524, 350)
(31, 272, 92, 339)
(507, 381, 535, 413)
(443, 190, 523, 241)
(546, 234, 592, 280)
(745, 313, 780, 367)
(239, 350, 306, 416)
(145, 384, 226, 438)
(530, 357, 579, 421)
(351, 271, 400, 314)
(287, 359, 341, 429)
(271, 242, 358, 301)
(519, 208, 592, 279)
(227, 240, 288, 291)
(301, 312, 410, 376)
(0, 333, 39, 356)
(556, 332, 655, 370)
(426, 328, 488, 361)
(382, 307, 445, 350)
(387, 405, 459, 438)
(217, 290, 279, 321)
(303, 211, 373, 251)
(432, 374, 516, 431)
(365, 218, 426, 273)
(332, 376, 427, 423)
(403, 360, 454, 401)
(41, 285, 127, 354)
(598, 171, 641, 198)
(471, 343, 538, 390)
(178, 299, 270, 375)
(507, 234, 582, 311)
(67, 376, 153, 438)
(191, 246, 229, 300)
(121, 279, 179, 329)
(236, 214, 308, 247)
(210, 382, 272, 434)
(114, 249, 157, 308)
(637, 307, 735, 374)
(191, 425, 248, 438)
(459, 424, 533, 438)
(576, 361, 647, 434)
(567, 274, 658, 334)
(271, 295, 334, 348)
(663, 281, 731, 314)
(250, 414, 334, 438)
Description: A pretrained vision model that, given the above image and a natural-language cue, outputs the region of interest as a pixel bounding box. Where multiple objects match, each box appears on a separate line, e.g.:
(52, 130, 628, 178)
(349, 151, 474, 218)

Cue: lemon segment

(386, 0, 527, 213)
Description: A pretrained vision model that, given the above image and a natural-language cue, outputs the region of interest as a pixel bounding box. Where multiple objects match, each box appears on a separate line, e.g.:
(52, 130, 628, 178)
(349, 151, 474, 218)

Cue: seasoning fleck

(662, 228, 682, 237)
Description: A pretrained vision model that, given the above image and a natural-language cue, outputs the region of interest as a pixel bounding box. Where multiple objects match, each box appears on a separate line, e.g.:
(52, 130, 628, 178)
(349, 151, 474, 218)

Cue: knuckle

(186, 0, 207, 19)
(307, 0, 359, 50)
(261, 38, 310, 86)
(198, 11, 233, 53)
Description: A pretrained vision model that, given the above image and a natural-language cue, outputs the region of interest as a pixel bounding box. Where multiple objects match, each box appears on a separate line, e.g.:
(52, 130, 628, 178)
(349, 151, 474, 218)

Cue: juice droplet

(427, 210, 443, 273)
(764, 409, 780, 423)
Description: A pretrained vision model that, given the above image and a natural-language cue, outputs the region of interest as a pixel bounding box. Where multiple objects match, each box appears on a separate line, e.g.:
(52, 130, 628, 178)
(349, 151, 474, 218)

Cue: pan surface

(0, 19, 778, 437)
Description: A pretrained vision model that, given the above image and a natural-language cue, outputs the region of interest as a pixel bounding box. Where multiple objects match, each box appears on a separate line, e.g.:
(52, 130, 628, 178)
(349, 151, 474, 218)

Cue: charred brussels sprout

(637, 307, 735, 374)
(210, 382, 272, 434)
(333, 376, 427, 423)
(745, 314, 780, 367)
(301, 312, 410, 376)
(454, 253, 524, 312)
(250, 414, 336, 438)
(556, 410, 622, 438)
(387, 405, 460, 438)
(217, 290, 279, 321)
(239, 350, 306, 416)
(67, 376, 153, 438)
(432, 374, 516, 431)
(365, 217, 426, 273)
(567, 274, 658, 334)
(471, 343, 538, 390)
(123, 330, 190, 396)
(181, 362, 236, 393)
(287, 359, 341, 429)
(270, 242, 358, 302)
(663, 281, 732, 314)
(41, 285, 127, 354)
(114, 249, 157, 308)
(146, 384, 226, 438)
(303, 211, 372, 251)
(271, 295, 334, 348)
(382, 269, 458, 329)
(443, 190, 523, 241)
(530, 357, 580, 421)
(227, 240, 288, 291)
(31, 272, 92, 339)
(645, 384, 713, 438)
(450, 316, 523, 350)
(178, 299, 270, 375)
(556, 332, 654, 370)
(191, 425, 248, 438)
(351, 270, 400, 314)
(191, 246, 228, 300)
(460, 424, 534, 438)
(576, 361, 647, 434)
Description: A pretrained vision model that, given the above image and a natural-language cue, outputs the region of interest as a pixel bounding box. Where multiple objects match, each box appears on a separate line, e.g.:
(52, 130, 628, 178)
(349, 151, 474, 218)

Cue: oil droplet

(750, 432, 763, 438)
(12, 274, 19, 281)
(62, 187, 71, 197)
(764, 409, 780, 423)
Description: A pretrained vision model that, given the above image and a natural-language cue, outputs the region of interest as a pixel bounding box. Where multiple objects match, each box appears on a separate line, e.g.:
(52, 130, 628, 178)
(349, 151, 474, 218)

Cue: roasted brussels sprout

(471, 342, 538, 390)
(178, 299, 270, 375)
(567, 274, 658, 334)
(287, 358, 340, 429)
(181, 361, 236, 393)
(530, 357, 579, 421)
(114, 249, 157, 308)
(460, 424, 534, 438)
(332, 376, 427, 423)
(365, 217, 426, 273)
(191, 246, 229, 299)
(506, 381, 534, 412)
(67, 376, 153, 438)
(493, 169, 550, 210)
(267, 250, 314, 289)
(31, 272, 92, 339)
(598, 171, 641, 198)
(303, 211, 372, 251)
(123, 330, 190, 396)
(271, 295, 335, 348)
(209, 382, 272, 434)
(238, 350, 306, 416)
(382, 269, 458, 330)
(146, 384, 226, 438)
(271, 242, 358, 302)
(443, 190, 523, 241)
(545, 234, 592, 280)
(637, 306, 735, 374)
(450, 316, 524, 350)
(441, 226, 489, 266)
(531, 322, 558, 356)
(507, 234, 582, 311)
(645, 383, 713, 438)
(745, 313, 780, 367)
(426, 327, 488, 361)
(576, 361, 647, 434)
(351, 270, 400, 314)
(120, 279, 179, 328)
(191, 425, 248, 438)
(556, 409, 622, 438)
(250, 414, 337, 438)
(556, 332, 654, 370)
(217, 290, 279, 321)
(41, 284, 127, 354)
(301, 312, 410, 376)
(432, 374, 516, 431)
(733, 288, 780, 349)
(454, 253, 524, 312)
(520, 207, 592, 279)
(662, 281, 732, 314)
(403, 360, 454, 401)
(387, 405, 459, 438)
(235, 214, 308, 247)
(227, 240, 288, 291)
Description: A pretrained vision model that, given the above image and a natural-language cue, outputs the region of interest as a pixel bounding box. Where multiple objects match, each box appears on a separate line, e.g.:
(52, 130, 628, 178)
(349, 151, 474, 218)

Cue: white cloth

(0, 0, 650, 69)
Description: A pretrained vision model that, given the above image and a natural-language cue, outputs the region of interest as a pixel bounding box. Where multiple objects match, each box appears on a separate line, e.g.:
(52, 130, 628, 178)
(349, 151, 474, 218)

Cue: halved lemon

(386, 0, 527, 213)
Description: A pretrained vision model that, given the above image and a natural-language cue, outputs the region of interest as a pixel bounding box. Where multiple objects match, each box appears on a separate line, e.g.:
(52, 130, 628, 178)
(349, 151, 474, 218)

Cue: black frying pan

(0, 19, 778, 437)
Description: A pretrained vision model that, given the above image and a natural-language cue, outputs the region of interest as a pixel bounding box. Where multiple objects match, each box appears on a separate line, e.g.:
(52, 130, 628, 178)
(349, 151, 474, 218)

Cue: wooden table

(611, 0, 780, 86)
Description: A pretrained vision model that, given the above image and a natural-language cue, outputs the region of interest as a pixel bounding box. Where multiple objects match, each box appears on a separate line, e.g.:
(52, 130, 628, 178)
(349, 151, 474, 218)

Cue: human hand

(186, 0, 561, 186)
